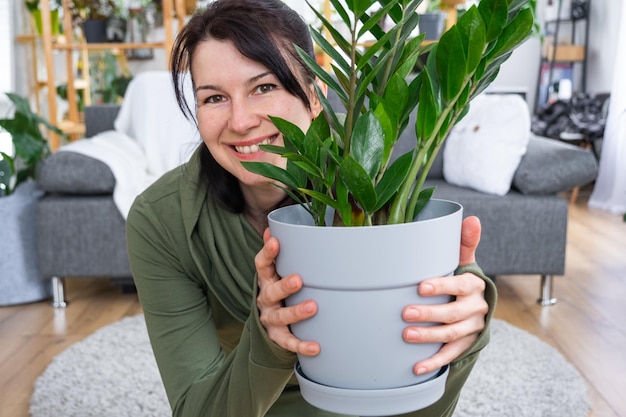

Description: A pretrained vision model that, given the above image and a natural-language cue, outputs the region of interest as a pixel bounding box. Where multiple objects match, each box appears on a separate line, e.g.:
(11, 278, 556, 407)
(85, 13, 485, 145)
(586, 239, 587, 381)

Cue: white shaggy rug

(30, 316, 590, 417)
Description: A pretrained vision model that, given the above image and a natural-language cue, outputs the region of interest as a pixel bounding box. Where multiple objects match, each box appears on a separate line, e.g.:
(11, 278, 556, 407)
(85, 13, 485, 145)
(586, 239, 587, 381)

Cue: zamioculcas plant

(244, 0, 537, 226)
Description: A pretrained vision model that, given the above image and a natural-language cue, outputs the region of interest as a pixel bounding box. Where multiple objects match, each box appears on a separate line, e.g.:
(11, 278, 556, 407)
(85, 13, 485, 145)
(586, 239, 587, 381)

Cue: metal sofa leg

(538, 274, 557, 306)
(51, 276, 68, 308)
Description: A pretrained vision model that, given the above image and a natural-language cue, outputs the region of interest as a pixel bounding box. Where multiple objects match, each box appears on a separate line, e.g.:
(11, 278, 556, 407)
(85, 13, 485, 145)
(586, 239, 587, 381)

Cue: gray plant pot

(268, 199, 463, 415)
(0, 181, 51, 306)
(419, 11, 447, 40)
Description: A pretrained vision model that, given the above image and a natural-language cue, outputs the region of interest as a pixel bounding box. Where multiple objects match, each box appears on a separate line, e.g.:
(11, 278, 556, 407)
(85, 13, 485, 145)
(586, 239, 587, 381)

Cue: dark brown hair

(170, 0, 316, 213)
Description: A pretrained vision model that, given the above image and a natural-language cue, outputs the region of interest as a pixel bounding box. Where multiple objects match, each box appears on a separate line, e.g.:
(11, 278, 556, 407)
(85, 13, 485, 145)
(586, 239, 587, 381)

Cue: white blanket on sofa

(58, 71, 199, 218)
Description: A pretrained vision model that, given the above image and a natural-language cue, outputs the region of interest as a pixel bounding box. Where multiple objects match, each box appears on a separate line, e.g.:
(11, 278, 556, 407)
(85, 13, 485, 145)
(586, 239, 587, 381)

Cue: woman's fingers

(401, 271, 488, 374)
(402, 313, 485, 344)
(255, 228, 320, 356)
(412, 334, 478, 376)
(459, 216, 481, 266)
(254, 229, 280, 282)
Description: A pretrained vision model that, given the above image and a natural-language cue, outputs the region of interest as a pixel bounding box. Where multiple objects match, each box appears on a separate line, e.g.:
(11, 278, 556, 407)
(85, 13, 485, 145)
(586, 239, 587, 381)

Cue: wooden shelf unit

(32, 0, 186, 150)
(534, 0, 590, 112)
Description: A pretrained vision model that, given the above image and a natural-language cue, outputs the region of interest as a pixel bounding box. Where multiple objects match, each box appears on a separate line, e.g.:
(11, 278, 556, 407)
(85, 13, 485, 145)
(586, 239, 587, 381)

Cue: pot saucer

(294, 362, 449, 416)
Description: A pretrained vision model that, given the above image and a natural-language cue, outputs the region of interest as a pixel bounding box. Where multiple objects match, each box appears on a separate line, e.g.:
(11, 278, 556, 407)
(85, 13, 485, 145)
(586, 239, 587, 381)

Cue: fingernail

(420, 283, 434, 295)
(288, 276, 300, 290)
(406, 328, 420, 340)
(416, 366, 427, 375)
(404, 308, 420, 321)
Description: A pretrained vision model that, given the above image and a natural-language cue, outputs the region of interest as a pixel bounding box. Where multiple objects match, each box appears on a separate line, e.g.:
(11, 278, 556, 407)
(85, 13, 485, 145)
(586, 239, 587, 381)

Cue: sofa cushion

(512, 135, 598, 194)
(37, 151, 116, 194)
(442, 94, 530, 196)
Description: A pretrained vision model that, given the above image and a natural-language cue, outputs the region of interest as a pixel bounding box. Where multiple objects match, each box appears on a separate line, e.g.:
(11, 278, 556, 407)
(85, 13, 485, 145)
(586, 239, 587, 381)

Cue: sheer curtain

(588, 2, 626, 214)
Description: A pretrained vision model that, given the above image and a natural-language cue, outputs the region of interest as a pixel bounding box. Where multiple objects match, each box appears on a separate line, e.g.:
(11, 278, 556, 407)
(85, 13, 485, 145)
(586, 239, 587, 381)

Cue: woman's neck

(240, 184, 289, 235)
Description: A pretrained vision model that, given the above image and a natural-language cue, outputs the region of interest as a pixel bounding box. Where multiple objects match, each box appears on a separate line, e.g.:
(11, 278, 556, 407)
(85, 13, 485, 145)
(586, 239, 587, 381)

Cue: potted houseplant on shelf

(0, 93, 64, 306)
(25, 0, 62, 35)
(243, 0, 536, 415)
(68, 0, 118, 43)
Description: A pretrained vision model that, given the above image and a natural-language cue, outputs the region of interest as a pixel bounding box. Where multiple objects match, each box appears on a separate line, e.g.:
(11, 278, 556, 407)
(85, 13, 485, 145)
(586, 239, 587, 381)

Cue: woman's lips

(233, 134, 278, 154)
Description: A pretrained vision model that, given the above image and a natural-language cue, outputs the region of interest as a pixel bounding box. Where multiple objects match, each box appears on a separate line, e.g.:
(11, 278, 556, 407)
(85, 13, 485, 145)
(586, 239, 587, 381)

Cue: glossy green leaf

(241, 162, 304, 190)
(269, 116, 306, 150)
(351, 111, 384, 179)
(410, 186, 436, 220)
(436, 26, 468, 102)
(339, 156, 378, 213)
(486, 7, 535, 61)
(456, 6, 487, 74)
(353, 0, 377, 16)
(478, 0, 508, 42)
(382, 74, 409, 126)
(357, 0, 397, 39)
(328, 0, 352, 33)
(374, 150, 413, 211)
(373, 103, 395, 166)
(416, 71, 438, 140)
(310, 29, 350, 74)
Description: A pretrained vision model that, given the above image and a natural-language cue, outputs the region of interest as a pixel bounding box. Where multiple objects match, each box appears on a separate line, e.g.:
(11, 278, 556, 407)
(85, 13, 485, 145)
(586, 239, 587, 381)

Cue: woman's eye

(204, 95, 225, 104)
(255, 84, 276, 94)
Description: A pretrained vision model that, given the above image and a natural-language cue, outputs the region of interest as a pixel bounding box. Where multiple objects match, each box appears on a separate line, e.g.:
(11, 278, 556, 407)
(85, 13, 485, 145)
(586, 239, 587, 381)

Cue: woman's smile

(231, 133, 279, 156)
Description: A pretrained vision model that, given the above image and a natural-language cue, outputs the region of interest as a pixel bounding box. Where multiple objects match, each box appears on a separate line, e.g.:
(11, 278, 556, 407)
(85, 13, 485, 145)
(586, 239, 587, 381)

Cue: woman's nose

(228, 99, 261, 133)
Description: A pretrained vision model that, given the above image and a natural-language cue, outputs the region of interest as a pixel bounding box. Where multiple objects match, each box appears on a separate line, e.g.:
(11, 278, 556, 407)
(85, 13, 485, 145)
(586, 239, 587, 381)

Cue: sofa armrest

(84, 104, 121, 138)
(37, 151, 116, 194)
(512, 135, 598, 195)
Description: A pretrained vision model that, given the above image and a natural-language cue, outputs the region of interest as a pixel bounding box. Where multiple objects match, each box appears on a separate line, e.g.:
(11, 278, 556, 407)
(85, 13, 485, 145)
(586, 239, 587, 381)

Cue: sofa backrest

(84, 104, 120, 138)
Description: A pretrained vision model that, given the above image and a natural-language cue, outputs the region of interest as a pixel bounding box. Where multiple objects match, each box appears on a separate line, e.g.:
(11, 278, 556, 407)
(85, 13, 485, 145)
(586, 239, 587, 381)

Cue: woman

(126, 0, 496, 416)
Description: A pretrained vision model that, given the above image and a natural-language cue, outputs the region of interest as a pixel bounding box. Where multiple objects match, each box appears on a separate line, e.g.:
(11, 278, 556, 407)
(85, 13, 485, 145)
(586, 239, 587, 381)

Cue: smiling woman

(125, 1, 491, 416)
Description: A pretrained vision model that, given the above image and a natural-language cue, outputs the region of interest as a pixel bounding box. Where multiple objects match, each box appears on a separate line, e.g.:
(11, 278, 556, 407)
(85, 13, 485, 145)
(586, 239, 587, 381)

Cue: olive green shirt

(126, 149, 497, 417)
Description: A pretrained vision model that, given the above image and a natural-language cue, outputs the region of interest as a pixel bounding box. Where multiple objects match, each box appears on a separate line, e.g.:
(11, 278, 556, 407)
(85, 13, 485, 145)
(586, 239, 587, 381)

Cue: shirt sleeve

(126, 194, 297, 417)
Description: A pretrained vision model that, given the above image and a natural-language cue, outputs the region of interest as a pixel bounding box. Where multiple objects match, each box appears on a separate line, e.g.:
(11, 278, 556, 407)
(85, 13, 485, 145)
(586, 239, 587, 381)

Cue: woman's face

(192, 39, 322, 191)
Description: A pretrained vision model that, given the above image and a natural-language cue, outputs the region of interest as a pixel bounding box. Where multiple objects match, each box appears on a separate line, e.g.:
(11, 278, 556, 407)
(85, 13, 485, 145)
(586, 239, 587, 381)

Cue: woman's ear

(310, 78, 327, 119)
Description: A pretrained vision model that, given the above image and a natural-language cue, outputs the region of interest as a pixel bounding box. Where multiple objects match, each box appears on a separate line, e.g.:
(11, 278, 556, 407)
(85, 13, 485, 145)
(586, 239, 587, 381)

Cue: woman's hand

(402, 216, 488, 376)
(255, 228, 320, 356)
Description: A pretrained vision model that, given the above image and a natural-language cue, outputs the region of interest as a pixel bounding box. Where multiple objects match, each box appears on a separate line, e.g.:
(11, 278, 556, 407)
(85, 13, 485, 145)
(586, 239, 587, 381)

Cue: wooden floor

(0, 196, 624, 417)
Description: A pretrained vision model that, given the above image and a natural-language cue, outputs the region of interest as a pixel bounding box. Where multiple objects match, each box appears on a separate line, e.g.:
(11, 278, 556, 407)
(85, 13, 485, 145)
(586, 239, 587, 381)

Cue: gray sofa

(36, 100, 598, 308)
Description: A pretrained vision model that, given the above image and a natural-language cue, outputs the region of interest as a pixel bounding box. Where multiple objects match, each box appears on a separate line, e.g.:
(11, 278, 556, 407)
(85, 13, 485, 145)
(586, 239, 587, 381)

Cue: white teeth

(235, 136, 275, 154)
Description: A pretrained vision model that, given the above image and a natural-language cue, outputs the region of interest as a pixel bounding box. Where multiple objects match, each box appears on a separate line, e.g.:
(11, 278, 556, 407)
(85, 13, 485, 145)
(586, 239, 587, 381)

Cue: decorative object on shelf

(0, 93, 64, 306)
(25, 0, 62, 35)
(89, 51, 133, 103)
(243, 0, 536, 414)
(67, 0, 118, 42)
(105, 14, 127, 42)
(126, 5, 154, 60)
(570, 0, 589, 19)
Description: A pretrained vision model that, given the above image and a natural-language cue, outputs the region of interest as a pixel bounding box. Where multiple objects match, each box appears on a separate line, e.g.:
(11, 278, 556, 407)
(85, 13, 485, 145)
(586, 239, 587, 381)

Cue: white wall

(585, 0, 621, 94)
(0, 0, 14, 95)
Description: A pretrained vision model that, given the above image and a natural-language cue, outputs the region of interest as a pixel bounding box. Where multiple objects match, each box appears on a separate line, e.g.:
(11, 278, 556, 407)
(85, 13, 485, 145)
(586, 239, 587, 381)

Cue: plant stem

(389, 68, 481, 223)
(343, 13, 360, 156)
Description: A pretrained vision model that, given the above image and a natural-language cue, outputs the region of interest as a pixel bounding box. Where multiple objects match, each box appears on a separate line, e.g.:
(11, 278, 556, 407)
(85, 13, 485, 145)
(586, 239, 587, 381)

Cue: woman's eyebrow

(194, 71, 274, 94)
